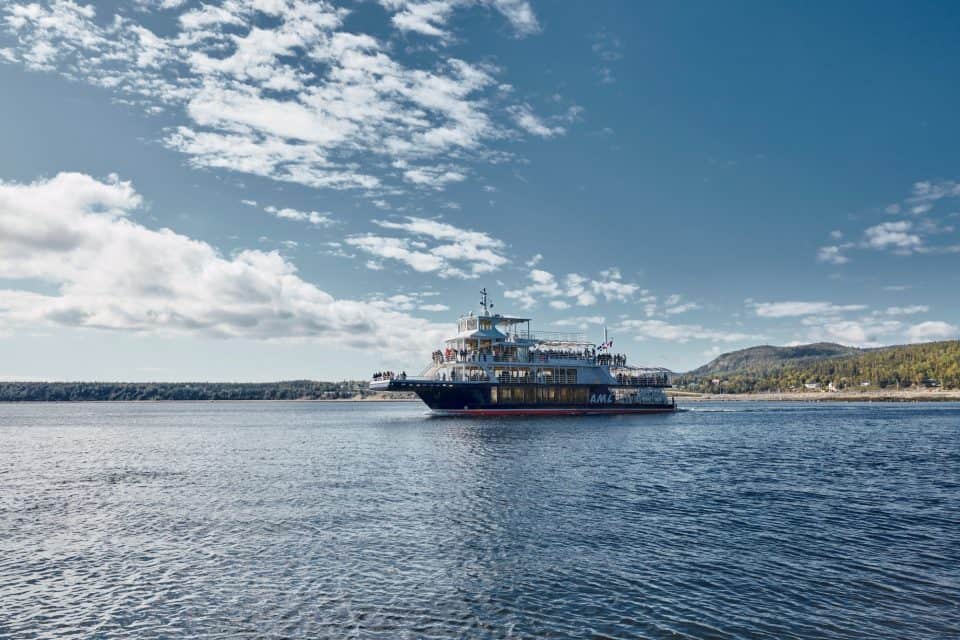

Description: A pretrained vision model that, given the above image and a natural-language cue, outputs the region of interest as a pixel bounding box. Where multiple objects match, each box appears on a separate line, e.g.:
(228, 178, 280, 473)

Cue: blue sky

(1, 0, 959, 381)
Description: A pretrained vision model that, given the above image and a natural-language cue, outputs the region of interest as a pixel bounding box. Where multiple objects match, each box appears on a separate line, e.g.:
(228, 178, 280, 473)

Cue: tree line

(0, 380, 375, 402)
(675, 341, 960, 393)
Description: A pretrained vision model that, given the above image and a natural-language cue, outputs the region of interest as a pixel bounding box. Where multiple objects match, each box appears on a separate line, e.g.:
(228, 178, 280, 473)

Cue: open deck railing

(516, 330, 588, 344)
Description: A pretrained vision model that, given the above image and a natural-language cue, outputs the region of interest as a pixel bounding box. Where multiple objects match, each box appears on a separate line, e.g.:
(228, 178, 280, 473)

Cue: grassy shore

(669, 389, 960, 402)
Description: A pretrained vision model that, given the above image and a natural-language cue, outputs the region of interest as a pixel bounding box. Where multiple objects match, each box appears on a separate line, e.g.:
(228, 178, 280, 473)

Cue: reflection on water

(1, 401, 958, 638)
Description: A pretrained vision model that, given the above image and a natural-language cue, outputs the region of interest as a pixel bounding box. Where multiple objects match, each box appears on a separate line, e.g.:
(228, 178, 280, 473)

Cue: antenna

(480, 287, 489, 314)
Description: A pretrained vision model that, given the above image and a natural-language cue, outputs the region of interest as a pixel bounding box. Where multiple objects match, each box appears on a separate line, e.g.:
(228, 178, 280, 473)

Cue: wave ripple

(1, 401, 958, 638)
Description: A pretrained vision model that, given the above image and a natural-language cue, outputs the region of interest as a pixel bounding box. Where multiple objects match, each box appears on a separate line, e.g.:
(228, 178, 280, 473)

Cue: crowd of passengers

(432, 346, 605, 364)
(434, 369, 486, 382)
(597, 353, 627, 367)
(372, 371, 407, 381)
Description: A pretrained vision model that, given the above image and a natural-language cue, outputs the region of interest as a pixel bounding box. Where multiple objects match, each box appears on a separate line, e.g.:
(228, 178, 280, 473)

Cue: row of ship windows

(491, 385, 590, 404)
(493, 368, 578, 384)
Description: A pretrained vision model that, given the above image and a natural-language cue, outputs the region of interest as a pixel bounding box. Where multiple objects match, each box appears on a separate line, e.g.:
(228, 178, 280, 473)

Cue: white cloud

(905, 321, 958, 342)
(504, 268, 642, 309)
(910, 180, 960, 203)
(509, 103, 565, 138)
(0, 0, 562, 197)
(796, 313, 952, 348)
(553, 315, 605, 328)
(382, 0, 457, 38)
(617, 319, 756, 344)
(800, 316, 902, 347)
(750, 301, 868, 318)
(818, 180, 960, 263)
(0, 172, 445, 353)
(817, 245, 851, 265)
(264, 205, 336, 227)
(367, 292, 449, 313)
(591, 29, 622, 85)
(525, 253, 542, 267)
(665, 302, 701, 315)
(379, 0, 539, 39)
(863, 221, 922, 253)
(884, 305, 929, 316)
(345, 215, 508, 278)
(486, 0, 540, 36)
(401, 165, 467, 189)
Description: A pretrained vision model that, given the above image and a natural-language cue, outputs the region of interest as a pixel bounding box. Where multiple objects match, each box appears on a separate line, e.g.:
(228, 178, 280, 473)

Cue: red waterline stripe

(433, 407, 676, 416)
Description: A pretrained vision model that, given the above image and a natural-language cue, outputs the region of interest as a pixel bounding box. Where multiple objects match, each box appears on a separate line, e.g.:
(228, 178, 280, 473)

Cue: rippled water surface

(1, 401, 959, 638)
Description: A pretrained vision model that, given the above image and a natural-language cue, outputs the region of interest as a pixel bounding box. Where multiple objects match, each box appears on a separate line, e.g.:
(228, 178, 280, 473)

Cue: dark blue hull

(370, 380, 677, 415)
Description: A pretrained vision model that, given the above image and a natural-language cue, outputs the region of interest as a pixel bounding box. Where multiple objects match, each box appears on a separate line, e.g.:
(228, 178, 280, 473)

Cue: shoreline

(670, 390, 960, 402)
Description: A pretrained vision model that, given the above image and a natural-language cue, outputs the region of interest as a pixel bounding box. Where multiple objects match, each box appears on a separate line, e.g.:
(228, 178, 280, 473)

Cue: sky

(1, 0, 959, 381)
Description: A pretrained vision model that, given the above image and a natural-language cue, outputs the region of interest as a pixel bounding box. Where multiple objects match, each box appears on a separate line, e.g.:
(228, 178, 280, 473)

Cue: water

(1, 401, 958, 639)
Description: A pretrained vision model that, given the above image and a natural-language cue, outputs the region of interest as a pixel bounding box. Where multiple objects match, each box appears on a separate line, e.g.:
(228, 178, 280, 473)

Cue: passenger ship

(370, 289, 677, 416)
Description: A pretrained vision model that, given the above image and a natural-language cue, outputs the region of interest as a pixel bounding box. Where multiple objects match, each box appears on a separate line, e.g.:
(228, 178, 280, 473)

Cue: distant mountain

(677, 340, 960, 392)
(687, 342, 861, 378)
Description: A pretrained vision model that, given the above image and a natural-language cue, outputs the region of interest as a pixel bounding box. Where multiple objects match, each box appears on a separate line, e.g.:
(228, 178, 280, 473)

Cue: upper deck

(373, 288, 671, 388)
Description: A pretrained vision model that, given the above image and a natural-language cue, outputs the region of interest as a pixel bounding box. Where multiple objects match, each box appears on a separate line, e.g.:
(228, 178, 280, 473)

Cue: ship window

(567, 369, 577, 384)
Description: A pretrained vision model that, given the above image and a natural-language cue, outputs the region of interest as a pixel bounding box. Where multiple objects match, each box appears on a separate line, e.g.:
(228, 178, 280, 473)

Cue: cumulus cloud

(817, 244, 851, 265)
(817, 180, 960, 263)
(799, 316, 903, 347)
(616, 319, 756, 344)
(884, 305, 929, 316)
(380, 0, 539, 39)
(367, 292, 449, 313)
(905, 321, 958, 342)
(509, 104, 565, 138)
(504, 268, 642, 308)
(863, 221, 922, 253)
(749, 301, 868, 318)
(664, 301, 701, 315)
(345, 215, 508, 278)
(0, 0, 562, 196)
(553, 315, 605, 329)
(264, 205, 336, 227)
(0, 172, 445, 353)
(910, 180, 960, 203)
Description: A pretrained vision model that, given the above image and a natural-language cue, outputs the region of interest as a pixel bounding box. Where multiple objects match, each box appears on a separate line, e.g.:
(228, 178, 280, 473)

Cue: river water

(1, 401, 958, 638)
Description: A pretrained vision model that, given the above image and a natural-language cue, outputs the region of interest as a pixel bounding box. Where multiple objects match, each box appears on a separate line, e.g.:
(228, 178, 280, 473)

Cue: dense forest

(0, 380, 374, 402)
(675, 341, 960, 393)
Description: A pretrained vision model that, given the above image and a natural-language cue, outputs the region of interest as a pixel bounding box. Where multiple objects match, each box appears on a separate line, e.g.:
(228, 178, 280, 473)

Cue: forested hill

(0, 380, 373, 402)
(676, 341, 960, 393)
(686, 342, 861, 377)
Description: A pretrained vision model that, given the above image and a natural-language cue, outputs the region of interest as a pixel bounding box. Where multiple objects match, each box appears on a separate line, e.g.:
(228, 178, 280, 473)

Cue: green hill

(686, 342, 861, 378)
(677, 340, 960, 393)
